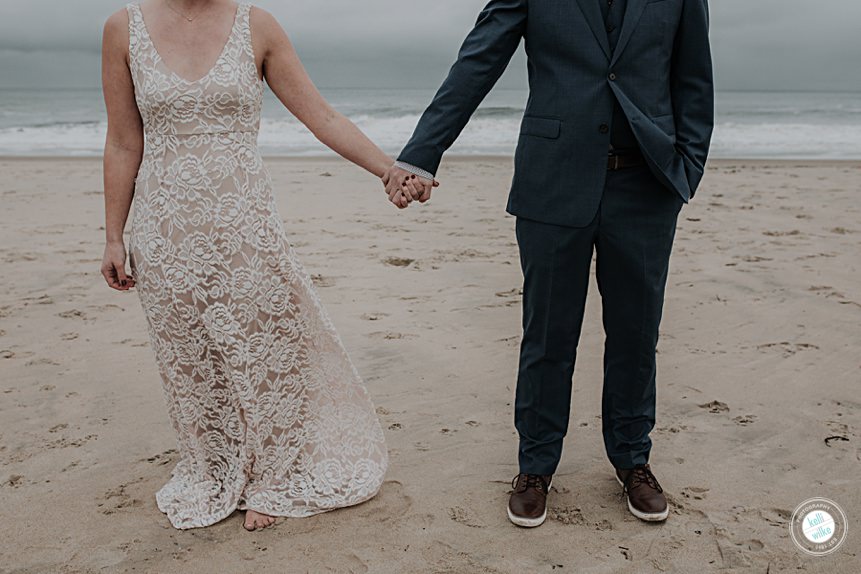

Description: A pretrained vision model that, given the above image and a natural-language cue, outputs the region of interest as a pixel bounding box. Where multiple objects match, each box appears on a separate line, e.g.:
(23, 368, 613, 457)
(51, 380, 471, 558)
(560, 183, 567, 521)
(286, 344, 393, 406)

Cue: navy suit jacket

(397, 0, 715, 228)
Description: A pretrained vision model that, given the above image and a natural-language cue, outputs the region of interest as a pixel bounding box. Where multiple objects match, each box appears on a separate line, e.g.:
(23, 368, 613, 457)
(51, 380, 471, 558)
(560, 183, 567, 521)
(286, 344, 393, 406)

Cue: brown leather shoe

(615, 464, 669, 522)
(508, 474, 552, 527)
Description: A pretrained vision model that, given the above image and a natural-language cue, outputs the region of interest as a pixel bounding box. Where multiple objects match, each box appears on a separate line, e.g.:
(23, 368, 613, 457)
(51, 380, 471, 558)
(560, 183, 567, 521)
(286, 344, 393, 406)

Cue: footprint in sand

(548, 505, 585, 526)
(352, 480, 412, 522)
(114, 338, 148, 348)
(47, 434, 98, 450)
(62, 460, 84, 473)
(681, 486, 710, 500)
(367, 331, 416, 341)
(824, 435, 850, 447)
(310, 274, 335, 288)
(699, 400, 730, 414)
(737, 539, 765, 552)
(361, 312, 389, 321)
(4, 474, 26, 488)
(141, 449, 177, 466)
(100, 478, 146, 515)
(825, 420, 850, 434)
(759, 507, 791, 527)
(448, 506, 485, 528)
(656, 424, 689, 434)
(755, 342, 820, 358)
(58, 309, 88, 320)
(26, 358, 61, 367)
(383, 257, 415, 267)
(733, 415, 757, 426)
(495, 288, 522, 298)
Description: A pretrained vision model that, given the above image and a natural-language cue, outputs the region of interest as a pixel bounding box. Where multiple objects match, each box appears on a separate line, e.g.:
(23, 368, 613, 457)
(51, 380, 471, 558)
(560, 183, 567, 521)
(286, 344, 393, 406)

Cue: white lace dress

(124, 2, 388, 529)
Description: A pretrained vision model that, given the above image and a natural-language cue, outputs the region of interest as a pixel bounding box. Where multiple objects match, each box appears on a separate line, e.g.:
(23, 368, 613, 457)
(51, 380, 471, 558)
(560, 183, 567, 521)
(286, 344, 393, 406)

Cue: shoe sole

(507, 505, 547, 528)
(507, 478, 552, 528)
(615, 475, 669, 522)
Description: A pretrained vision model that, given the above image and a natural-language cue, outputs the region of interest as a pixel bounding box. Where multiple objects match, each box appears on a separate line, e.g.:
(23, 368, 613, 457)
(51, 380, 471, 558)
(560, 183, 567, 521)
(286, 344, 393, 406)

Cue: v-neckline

(137, 2, 241, 85)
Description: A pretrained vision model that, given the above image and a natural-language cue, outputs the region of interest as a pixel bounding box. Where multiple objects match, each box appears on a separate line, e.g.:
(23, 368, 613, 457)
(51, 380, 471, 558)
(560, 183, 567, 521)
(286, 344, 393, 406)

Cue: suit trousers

(514, 162, 683, 475)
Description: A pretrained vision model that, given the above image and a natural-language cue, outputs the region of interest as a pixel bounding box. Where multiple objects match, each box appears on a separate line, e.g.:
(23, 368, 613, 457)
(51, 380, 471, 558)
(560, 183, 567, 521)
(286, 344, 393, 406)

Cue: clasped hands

(381, 165, 439, 209)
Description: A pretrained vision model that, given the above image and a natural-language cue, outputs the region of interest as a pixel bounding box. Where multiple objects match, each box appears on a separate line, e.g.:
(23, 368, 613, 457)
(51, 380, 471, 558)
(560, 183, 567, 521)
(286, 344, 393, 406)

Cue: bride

(100, 0, 424, 531)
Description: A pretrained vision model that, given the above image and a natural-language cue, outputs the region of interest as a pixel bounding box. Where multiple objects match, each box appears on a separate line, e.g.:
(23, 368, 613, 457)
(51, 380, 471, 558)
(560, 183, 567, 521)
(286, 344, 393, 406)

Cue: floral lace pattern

(125, 2, 388, 529)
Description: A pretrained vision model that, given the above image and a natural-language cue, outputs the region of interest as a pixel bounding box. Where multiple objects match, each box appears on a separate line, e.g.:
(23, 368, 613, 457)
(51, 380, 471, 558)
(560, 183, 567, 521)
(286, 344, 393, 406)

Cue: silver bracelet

(393, 161, 435, 181)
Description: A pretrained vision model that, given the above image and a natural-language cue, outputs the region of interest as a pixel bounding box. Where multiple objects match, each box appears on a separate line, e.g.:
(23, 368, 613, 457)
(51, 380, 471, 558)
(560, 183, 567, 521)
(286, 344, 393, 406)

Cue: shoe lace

(626, 465, 663, 493)
(511, 473, 548, 493)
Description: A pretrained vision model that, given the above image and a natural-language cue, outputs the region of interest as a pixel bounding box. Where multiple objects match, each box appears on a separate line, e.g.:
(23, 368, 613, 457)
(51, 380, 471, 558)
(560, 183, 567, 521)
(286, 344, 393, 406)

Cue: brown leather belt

(607, 151, 645, 171)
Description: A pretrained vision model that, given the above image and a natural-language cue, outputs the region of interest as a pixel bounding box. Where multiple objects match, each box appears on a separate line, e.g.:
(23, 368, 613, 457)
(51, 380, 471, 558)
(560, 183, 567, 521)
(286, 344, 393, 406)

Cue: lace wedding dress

(124, 2, 388, 529)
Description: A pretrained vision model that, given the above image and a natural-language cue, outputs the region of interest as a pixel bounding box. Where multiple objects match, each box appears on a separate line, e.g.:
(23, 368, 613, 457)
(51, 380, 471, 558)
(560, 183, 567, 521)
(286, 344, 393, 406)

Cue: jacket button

(599, 124, 610, 134)
(609, 73, 617, 81)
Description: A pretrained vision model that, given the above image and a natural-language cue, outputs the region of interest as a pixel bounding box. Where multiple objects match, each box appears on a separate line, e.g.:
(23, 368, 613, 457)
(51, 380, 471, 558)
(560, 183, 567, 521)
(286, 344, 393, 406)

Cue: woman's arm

(251, 8, 392, 180)
(101, 9, 144, 291)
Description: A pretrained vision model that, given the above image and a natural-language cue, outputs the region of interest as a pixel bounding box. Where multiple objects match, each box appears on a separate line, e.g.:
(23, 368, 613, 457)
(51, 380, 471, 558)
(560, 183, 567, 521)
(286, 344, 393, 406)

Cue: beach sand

(1, 157, 859, 573)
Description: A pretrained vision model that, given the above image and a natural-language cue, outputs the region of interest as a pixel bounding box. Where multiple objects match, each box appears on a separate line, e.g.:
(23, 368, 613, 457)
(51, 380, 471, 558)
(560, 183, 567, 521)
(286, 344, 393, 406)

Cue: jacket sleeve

(397, 0, 528, 176)
(670, 0, 714, 198)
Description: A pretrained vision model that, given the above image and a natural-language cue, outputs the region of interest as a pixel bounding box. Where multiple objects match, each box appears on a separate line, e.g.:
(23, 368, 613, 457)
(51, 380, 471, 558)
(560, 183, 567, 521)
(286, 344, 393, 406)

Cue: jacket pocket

(519, 116, 562, 139)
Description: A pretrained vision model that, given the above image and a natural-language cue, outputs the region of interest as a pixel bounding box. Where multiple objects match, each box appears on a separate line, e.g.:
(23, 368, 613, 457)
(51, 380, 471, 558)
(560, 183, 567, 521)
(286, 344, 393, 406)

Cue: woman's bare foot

(243, 509, 276, 531)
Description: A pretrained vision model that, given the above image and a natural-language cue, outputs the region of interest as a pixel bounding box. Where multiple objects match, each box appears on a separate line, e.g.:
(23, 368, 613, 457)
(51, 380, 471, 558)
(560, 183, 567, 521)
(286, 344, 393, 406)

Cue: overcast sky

(0, 0, 859, 91)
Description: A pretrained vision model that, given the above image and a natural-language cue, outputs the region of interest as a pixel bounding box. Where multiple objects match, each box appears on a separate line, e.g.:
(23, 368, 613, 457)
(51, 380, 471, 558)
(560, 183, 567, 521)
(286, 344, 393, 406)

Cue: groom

(385, 0, 713, 527)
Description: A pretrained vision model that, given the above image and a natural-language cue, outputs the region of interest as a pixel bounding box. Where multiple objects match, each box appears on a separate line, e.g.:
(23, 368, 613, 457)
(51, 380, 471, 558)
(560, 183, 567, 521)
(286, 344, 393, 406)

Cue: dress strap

(235, 3, 257, 66)
(125, 3, 149, 63)
(238, 4, 253, 42)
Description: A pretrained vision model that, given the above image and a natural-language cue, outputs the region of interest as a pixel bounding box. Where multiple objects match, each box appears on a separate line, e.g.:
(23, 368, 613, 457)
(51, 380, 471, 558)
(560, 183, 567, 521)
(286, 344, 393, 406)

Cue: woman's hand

(101, 241, 134, 291)
(383, 165, 438, 209)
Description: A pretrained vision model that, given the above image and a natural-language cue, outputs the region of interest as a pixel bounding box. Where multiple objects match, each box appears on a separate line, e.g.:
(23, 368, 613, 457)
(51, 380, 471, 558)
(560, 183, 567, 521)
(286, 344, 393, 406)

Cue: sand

(1, 156, 859, 573)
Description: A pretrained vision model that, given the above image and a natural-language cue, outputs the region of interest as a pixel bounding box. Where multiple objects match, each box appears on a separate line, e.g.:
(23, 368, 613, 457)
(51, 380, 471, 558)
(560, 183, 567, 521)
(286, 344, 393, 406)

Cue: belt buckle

(611, 154, 620, 170)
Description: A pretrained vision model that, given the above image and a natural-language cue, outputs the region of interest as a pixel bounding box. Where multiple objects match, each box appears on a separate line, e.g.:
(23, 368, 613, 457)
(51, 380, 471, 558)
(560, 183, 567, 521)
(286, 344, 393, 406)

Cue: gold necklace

(165, 0, 200, 22)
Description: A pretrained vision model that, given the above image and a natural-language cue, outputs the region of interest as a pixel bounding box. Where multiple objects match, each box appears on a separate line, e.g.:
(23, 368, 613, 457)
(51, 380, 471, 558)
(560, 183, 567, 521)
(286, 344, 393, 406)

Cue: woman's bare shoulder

(103, 7, 131, 45)
(249, 5, 288, 39)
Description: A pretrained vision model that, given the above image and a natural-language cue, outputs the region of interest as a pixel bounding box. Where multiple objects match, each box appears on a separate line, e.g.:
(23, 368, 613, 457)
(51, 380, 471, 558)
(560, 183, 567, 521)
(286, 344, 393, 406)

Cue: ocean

(0, 88, 859, 159)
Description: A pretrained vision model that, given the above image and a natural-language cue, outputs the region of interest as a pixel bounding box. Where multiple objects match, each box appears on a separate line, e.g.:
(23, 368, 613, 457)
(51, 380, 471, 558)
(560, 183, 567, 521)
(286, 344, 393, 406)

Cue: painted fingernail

(411, 175, 416, 179)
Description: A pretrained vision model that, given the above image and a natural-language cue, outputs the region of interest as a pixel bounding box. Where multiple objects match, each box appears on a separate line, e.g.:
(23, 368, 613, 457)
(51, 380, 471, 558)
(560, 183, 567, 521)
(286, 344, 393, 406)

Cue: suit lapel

(610, 0, 648, 66)
(574, 0, 611, 60)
